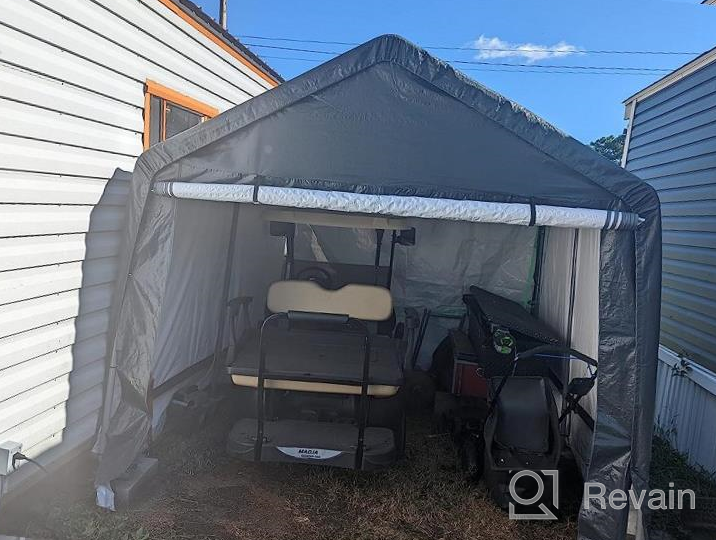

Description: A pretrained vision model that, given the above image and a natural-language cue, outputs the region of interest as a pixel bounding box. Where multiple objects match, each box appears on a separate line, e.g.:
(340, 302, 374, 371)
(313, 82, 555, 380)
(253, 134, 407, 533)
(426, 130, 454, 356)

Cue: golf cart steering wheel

(296, 266, 334, 289)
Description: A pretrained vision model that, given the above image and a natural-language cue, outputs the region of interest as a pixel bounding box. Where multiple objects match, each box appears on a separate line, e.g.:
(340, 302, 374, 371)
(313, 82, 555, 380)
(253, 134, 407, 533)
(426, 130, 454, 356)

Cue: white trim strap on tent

(152, 182, 642, 230)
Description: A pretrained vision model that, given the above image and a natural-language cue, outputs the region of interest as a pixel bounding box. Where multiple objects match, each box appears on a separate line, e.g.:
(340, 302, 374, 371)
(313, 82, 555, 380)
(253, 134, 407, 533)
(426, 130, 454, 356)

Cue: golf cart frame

(225, 209, 417, 470)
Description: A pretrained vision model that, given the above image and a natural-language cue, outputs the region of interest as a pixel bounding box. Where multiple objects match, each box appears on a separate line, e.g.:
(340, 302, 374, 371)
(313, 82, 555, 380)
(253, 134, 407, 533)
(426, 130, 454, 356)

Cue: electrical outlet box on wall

(0, 441, 22, 476)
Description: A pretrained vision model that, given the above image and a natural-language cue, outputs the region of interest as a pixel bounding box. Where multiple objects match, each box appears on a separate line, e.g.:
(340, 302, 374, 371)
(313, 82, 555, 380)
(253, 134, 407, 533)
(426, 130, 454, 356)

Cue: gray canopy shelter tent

(94, 35, 661, 540)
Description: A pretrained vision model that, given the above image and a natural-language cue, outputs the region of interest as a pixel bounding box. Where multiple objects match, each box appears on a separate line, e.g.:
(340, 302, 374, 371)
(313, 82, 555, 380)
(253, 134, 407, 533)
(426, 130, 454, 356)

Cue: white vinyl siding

(0, 0, 274, 497)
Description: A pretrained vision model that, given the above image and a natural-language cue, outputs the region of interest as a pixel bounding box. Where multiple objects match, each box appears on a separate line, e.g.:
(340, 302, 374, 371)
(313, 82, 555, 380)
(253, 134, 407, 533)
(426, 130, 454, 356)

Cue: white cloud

(469, 35, 583, 63)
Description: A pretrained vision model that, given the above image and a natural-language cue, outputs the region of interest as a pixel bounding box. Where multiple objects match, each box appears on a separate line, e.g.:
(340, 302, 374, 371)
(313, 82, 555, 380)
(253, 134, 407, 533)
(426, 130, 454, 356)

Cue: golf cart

(433, 286, 598, 509)
(225, 209, 417, 470)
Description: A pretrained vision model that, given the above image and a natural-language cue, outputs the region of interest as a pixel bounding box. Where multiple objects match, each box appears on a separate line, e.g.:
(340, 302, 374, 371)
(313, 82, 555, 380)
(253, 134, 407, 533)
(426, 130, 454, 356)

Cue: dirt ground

(1, 396, 580, 540)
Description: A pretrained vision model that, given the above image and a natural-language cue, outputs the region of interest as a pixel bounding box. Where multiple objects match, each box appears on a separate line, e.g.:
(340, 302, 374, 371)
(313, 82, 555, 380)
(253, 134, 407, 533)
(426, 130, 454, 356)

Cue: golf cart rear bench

(227, 279, 408, 470)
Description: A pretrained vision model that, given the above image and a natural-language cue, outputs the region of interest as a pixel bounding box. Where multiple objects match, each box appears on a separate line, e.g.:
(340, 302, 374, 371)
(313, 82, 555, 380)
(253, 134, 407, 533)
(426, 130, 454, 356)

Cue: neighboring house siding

(0, 0, 273, 497)
(624, 60, 716, 373)
(655, 346, 716, 472)
(624, 55, 716, 473)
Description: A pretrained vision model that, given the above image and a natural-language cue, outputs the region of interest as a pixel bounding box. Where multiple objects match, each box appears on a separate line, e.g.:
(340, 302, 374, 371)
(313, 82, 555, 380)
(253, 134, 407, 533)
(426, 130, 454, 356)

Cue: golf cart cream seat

(228, 280, 403, 397)
(229, 377, 399, 397)
(267, 280, 393, 321)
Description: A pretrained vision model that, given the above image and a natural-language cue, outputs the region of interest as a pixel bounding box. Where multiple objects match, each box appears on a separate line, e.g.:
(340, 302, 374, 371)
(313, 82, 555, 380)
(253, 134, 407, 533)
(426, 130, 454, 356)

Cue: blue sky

(195, 0, 715, 143)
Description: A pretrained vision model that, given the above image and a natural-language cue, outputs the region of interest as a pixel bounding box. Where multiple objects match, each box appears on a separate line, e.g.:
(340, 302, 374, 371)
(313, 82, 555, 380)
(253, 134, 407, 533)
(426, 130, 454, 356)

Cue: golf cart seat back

(267, 280, 393, 321)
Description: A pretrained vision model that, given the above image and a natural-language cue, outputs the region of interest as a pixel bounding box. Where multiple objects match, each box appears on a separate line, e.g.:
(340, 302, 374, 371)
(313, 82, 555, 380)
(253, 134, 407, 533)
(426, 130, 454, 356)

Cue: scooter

(481, 344, 597, 508)
(431, 287, 598, 510)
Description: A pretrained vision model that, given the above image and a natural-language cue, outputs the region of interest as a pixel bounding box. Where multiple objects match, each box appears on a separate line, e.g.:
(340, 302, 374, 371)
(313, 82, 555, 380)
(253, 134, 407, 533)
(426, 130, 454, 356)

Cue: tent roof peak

(141, 34, 660, 217)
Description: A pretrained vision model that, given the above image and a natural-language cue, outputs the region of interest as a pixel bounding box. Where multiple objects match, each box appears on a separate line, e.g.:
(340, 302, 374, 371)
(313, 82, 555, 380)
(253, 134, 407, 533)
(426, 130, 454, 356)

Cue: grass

(7, 396, 716, 540)
(649, 431, 716, 539)
(3, 396, 580, 540)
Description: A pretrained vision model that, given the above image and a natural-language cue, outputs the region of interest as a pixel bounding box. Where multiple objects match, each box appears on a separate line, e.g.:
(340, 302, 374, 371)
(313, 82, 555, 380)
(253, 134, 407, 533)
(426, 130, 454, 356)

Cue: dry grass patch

(6, 399, 579, 540)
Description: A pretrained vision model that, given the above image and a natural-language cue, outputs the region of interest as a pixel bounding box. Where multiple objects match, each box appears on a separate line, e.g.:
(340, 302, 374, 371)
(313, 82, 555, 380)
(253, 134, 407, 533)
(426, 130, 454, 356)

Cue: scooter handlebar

(515, 344, 598, 368)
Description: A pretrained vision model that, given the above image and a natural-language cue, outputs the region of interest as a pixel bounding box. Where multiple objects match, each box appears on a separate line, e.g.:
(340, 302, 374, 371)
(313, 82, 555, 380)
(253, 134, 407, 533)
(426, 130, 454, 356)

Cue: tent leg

(562, 229, 580, 436)
(565, 228, 580, 349)
(529, 226, 546, 316)
(387, 230, 397, 289)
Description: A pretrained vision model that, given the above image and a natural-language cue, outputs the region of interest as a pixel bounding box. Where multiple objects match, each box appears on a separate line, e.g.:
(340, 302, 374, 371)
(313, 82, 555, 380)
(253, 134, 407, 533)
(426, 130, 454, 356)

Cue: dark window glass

(165, 102, 202, 139)
(149, 96, 163, 147)
(146, 96, 206, 148)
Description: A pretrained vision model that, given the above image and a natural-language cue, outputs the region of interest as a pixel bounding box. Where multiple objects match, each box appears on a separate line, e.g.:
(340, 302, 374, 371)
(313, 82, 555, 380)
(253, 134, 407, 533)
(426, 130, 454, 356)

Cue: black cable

(258, 55, 667, 76)
(238, 35, 701, 56)
(243, 43, 674, 72)
(12, 452, 49, 474)
(460, 68, 658, 75)
(243, 43, 339, 55)
(450, 59, 671, 72)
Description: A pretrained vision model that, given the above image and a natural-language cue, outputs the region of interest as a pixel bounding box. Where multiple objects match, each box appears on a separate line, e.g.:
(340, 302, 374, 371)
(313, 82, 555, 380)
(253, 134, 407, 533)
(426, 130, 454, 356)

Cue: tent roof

(141, 34, 658, 215)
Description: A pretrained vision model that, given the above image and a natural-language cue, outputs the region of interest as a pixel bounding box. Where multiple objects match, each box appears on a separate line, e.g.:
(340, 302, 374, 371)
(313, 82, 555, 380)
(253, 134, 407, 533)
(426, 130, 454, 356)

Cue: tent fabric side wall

(228, 205, 287, 331)
(95, 199, 286, 488)
(94, 193, 176, 510)
(148, 202, 285, 431)
(538, 228, 600, 476)
(536, 224, 658, 539)
(568, 229, 601, 473)
(152, 199, 234, 388)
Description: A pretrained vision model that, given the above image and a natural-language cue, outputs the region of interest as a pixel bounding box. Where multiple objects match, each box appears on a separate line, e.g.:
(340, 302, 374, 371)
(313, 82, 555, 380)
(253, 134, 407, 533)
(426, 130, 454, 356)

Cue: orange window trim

(146, 80, 219, 117)
(143, 79, 219, 149)
(143, 89, 152, 150)
(156, 0, 279, 88)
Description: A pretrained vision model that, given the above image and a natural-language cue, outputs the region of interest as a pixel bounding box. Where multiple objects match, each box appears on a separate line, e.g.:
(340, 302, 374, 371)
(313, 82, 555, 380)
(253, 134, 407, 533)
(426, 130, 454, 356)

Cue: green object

(589, 133, 626, 163)
(492, 327, 515, 355)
